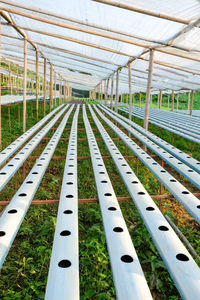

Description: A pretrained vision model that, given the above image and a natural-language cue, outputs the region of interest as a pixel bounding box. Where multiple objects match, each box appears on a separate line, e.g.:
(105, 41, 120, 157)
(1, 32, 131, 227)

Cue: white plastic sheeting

(0, 0, 200, 93)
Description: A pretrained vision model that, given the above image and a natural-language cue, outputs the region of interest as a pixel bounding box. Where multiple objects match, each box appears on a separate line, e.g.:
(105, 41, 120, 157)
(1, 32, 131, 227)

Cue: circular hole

(176, 253, 189, 261)
(19, 193, 27, 197)
(32, 172, 38, 175)
(66, 195, 74, 198)
(170, 179, 176, 182)
(97, 164, 103, 166)
(67, 173, 73, 175)
(0, 172, 6, 175)
(106, 206, 117, 216)
(8, 164, 14, 167)
(104, 193, 112, 196)
(58, 260, 71, 268)
(121, 255, 133, 263)
(0, 231, 6, 237)
(113, 227, 123, 232)
(37, 164, 42, 166)
(8, 209, 17, 214)
(197, 205, 200, 209)
(101, 180, 107, 183)
(160, 170, 166, 173)
(63, 210, 73, 214)
(26, 181, 33, 184)
(188, 170, 194, 172)
(182, 191, 189, 194)
(158, 225, 169, 231)
(178, 162, 183, 165)
(132, 181, 138, 184)
(60, 230, 71, 236)
(121, 164, 127, 166)
(126, 171, 132, 174)
(138, 192, 145, 195)
(66, 182, 73, 185)
(99, 172, 105, 174)
(146, 207, 155, 211)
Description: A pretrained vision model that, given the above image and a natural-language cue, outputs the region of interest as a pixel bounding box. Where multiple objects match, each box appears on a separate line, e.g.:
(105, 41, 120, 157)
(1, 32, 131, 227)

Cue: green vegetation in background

(120, 91, 200, 111)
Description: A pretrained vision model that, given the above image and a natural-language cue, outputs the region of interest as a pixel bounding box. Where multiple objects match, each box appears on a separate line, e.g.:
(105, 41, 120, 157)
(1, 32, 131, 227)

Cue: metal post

(36, 49, 39, 119)
(190, 90, 194, 116)
(139, 92, 141, 107)
(23, 38, 27, 132)
(144, 49, 154, 131)
(43, 58, 46, 116)
(0, 20, 1, 150)
(172, 90, 174, 112)
(110, 75, 114, 109)
(50, 63, 53, 112)
(177, 93, 179, 110)
(104, 80, 106, 104)
(115, 69, 119, 112)
(159, 90, 162, 109)
(188, 92, 191, 111)
(106, 78, 109, 105)
(128, 62, 132, 120)
(54, 71, 56, 107)
(60, 77, 62, 104)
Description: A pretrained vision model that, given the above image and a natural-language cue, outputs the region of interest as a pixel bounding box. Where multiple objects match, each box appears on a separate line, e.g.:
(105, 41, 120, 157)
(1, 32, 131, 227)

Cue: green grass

(0, 102, 199, 299)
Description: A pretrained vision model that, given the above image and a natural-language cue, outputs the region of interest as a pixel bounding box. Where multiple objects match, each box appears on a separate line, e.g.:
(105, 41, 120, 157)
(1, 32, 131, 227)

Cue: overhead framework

(1, 0, 200, 93)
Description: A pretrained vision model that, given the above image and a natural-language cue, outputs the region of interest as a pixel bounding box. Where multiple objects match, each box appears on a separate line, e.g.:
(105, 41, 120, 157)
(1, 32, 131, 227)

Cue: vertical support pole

(128, 62, 132, 120)
(8, 62, 12, 95)
(188, 92, 191, 111)
(159, 90, 162, 109)
(0, 20, 1, 150)
(60, 77, 62, 104)
(23, 38, 27, 132)
(100, 81, 103, 103)
(50, 63, 53, 112)
(105, 78, 109, 105)
(177, 93, 179, 110)
(171, 90, 174, 112)
(36, 49, 39, 120)
(144, 49, 154, 131)
(168, 94, 170, 108)
(110, 75, 114, 109)
(190, 90, 194, 116)
(59, 76, 61, 105)
(104, 80, 106, 104)
(16, 69, 19, 94)
(43, 57, 46, 116)
(139, 92, 141, 107)
(54, 71, 56, 107)
(115, 69, 119, 112)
